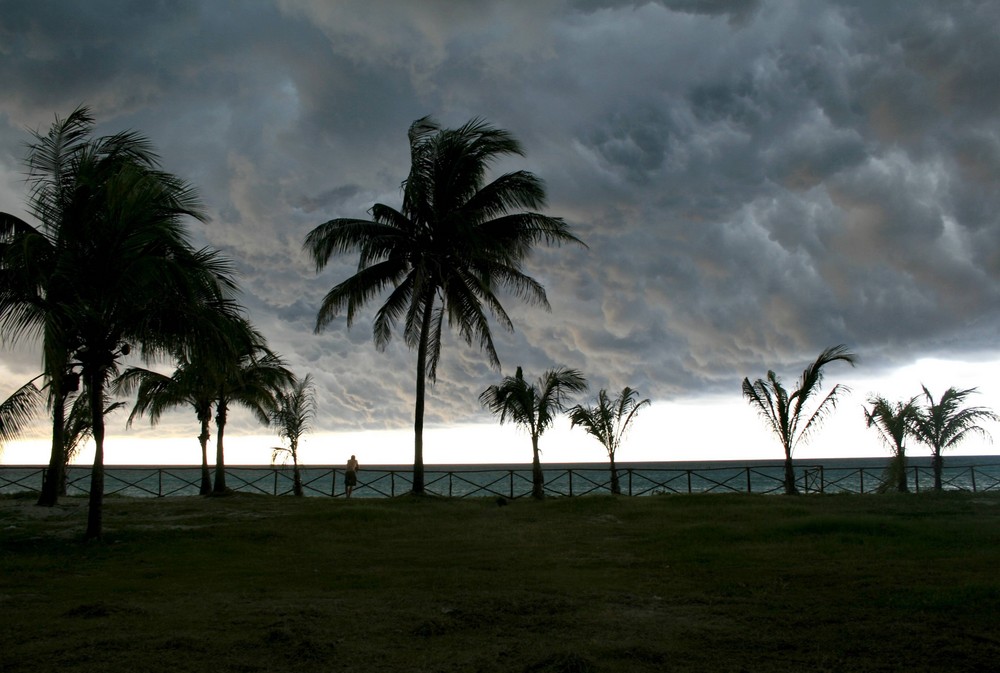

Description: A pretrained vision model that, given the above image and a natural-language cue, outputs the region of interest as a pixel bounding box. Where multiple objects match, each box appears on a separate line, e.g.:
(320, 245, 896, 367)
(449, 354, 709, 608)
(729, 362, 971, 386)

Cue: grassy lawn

(1, 492, 998, 672)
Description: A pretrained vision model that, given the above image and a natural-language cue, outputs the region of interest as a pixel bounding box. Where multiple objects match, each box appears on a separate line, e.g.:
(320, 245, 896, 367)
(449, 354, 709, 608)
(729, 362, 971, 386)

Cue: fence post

(971, 468, 977, 492)
(159, 469, 163, 497)
(274, 469, 278, 495)
(509, 471, 514, 499)
(859, 469, 864, 495)
(686, 469, 692, 494)
(569, 469, 573, 497)
(914, 466, 919, 493)
(628, 468, 633, 496)
(820, 465, 825, 494)
(391, 471, 395, 497)
(746, 467, 751, 493)
(449, 472, 453, 498)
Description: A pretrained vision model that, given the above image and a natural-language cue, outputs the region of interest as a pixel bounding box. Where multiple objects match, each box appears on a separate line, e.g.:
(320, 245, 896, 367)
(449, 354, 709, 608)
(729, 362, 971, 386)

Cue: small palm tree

(480, 366, 587, 499)
(117, 360, 217, 495)
(0, 381, 44, 449)
(569, 387, 650, 495)
(304, 117, 583, 495)
(269, 374, 316, 497)
(911, 386, 998, 491)
(864, 395, 919, 493)
(116, 314, 258, 495)
(213, 343, 294, 494)
(742, 345, 857, 494)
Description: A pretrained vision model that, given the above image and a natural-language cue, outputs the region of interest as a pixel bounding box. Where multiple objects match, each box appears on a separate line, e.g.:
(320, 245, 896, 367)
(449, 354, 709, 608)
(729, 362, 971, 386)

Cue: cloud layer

(2, 0, 998, 440)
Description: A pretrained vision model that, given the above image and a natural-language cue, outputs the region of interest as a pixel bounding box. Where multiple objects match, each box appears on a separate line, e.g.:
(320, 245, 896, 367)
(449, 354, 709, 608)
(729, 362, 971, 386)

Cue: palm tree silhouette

(212, 341, 294, 494)
(1, 107, 239, 537)
(1, 108, 99, 506)
(911, 386, 998, 491)
(269, 373, 316, 497)
(742, 345, 857, 495)
(304, 117, 582, 494)
(480, 366, 587, 499)
(864, 395, 919, 493)
(117, 316, 262, 495)
(569, 387, 650, 495)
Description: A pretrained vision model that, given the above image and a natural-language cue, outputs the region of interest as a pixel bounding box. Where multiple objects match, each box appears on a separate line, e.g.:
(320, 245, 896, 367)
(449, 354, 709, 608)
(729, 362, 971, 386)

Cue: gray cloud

(2, 0, 999, 443)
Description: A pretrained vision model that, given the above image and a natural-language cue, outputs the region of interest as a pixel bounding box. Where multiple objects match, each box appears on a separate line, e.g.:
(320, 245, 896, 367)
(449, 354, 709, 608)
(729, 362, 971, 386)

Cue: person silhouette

(345, 455, 359, 498)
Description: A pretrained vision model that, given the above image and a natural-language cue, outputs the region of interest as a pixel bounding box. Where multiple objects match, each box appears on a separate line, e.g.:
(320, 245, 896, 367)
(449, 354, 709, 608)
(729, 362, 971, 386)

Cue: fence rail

(2, 463, 999, 499)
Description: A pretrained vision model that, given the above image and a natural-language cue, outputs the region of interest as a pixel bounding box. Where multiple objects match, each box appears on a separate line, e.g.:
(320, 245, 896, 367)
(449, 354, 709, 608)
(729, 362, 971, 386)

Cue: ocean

(2, 456, 999, 498)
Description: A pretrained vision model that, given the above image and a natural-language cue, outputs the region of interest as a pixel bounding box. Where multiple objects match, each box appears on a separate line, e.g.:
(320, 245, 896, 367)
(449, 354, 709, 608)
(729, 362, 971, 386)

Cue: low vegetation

(1, 493, 998, 672)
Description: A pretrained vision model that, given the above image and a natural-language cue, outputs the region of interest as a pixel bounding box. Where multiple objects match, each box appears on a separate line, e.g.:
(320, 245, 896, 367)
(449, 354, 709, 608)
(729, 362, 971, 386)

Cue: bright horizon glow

(3, 356, 999, 468)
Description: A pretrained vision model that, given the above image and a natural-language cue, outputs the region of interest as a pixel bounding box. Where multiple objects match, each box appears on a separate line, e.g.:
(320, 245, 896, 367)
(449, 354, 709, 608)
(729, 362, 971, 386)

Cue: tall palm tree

(212, 342, 294, 494)
(864, 395, 920, 493)
(568, 387, 650, 495)
(1, 108, 98, 506)
(911, 386, 998, 492)
(304, 117, 583, 494)
(742, 345, 857, 495)
(1, 107, 240, 537)
(480, 366, 587, 499)
(0, 381, 44, 450)
(269, 374, 316, 497)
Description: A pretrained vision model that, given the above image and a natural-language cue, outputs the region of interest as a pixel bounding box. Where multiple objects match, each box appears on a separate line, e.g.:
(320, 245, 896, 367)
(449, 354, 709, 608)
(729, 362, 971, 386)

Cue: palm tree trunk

(84, 369, 106, 541)
(783, 445, 798, 495)
(531, 434, 544, 500)
(198, 422, 212, 496)
(292, 440, 303, 497)
(213, 398, 228, 494)
(412, 293, 435, 496)
(932, 450, 943, 492)
(896, 452, 909, 493)
(37, 382, 68, 507)
(609, 452, 621, 495)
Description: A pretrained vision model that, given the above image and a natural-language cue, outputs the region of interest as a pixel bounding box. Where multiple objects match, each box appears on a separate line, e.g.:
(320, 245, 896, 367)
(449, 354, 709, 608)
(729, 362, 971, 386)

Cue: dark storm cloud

(2, 0, 999, 437)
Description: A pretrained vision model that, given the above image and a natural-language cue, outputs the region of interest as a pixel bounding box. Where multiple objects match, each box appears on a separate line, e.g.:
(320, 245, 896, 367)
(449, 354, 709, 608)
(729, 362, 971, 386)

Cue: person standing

(345, 455, 359, 498)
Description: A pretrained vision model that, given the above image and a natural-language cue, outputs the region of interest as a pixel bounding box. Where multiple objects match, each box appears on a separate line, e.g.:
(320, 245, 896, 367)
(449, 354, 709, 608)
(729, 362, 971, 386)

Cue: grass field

(1, 492, 998, 672)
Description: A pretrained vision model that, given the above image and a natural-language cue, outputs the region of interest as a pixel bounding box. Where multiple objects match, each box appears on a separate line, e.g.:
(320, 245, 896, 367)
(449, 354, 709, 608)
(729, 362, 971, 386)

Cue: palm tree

(864, 395, 919, 493)
(0, 381, 44, 450)
(1, 107, 240, 537)
(1, 108, 96, 506)
(742, 345, 857, 495)
(117, 359, 217, 495)
(569, 387, 650, 495)
(480, 366, 587, 499)
(269, 374, 316, 497)
(116, 316, 260, 495)
(304, 117, 583, 494)
(212, 342, 294, 494)
(911, 386, 998, 492)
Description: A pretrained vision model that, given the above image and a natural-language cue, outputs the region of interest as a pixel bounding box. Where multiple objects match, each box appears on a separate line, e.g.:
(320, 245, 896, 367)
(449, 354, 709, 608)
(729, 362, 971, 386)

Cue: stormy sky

(2, 1, 999, 460)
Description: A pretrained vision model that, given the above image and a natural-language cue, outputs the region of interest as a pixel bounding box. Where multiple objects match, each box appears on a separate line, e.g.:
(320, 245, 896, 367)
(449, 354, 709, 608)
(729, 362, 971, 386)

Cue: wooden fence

(2, 463, 998, 499)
